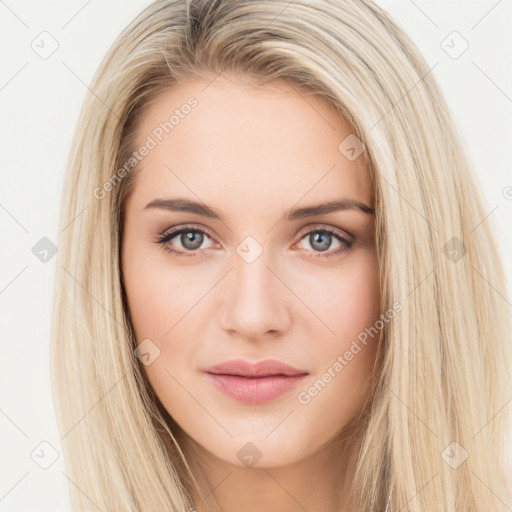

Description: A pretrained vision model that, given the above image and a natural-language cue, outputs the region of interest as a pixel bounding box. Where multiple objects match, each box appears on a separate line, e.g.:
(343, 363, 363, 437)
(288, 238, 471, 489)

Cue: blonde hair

(50, 0, 512, 510)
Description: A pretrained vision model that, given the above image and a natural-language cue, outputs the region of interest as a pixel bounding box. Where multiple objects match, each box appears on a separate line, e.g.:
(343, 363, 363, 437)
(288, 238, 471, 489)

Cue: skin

(121, 73, 381, 512)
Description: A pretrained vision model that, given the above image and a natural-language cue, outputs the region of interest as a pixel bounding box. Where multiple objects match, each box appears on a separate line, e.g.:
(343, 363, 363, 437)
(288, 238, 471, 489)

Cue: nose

(218, 250, 292, 340)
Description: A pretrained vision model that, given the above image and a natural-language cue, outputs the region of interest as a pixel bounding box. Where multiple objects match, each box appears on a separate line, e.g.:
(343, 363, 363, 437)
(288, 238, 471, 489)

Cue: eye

(294, 225, 354, 258)
(154, 225, 216, 257)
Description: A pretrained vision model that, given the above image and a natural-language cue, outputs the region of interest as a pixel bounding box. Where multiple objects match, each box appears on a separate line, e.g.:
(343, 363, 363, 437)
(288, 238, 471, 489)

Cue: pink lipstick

(203, 359, 308, 404)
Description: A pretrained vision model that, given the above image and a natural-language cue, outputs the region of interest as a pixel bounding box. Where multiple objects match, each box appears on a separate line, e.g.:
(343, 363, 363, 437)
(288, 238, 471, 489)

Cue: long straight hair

(50, 0, 512, 510)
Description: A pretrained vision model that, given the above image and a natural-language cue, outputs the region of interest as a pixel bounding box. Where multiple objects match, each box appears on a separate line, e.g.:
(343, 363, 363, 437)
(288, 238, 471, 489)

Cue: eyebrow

(144, 197, 375, 221)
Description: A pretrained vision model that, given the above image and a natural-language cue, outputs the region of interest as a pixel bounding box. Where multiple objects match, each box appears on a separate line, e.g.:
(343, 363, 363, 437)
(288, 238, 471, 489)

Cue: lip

(203, 359, 309, 404)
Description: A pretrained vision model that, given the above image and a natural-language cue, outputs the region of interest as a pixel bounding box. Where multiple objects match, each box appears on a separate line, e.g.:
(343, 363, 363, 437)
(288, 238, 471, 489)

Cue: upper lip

(204, 359, 309, 378)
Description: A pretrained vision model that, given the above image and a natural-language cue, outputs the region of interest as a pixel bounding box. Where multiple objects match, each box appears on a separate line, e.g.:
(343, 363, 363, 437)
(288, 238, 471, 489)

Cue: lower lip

(205, 373, 308, 404)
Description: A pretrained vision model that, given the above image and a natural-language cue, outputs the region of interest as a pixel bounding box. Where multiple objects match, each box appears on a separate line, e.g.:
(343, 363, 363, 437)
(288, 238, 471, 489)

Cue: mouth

(203, 358, 309, 404)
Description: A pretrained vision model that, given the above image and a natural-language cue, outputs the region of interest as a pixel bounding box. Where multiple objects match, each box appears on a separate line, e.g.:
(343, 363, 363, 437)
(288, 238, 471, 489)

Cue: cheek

(122, 240, 198, 341)
(309, 251, 380, 344)
(123, 259, 166, 341)
(122, 249, 200, 420)
(297, 252, 381, 409)
(122, 241, 206, 382)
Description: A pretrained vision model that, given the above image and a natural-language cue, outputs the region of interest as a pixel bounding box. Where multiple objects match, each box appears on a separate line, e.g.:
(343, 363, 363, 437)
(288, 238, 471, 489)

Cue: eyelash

(154, 224, 354, 259)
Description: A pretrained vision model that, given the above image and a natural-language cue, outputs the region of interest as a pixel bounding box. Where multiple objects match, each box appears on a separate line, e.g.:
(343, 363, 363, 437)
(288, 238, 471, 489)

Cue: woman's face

(121, 74, 380, 468)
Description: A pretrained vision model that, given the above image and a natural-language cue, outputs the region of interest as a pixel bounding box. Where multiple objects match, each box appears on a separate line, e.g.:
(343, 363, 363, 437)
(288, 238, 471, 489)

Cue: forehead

(130, 74, 373, 212)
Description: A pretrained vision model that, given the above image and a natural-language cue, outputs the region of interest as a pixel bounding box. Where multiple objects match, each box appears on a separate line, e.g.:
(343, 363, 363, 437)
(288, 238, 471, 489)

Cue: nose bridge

(218, 243, 290, 337)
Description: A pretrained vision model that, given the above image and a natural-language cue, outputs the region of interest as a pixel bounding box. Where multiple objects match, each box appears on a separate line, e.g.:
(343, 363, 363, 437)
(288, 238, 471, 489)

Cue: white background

(0, 1, 511, 510)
